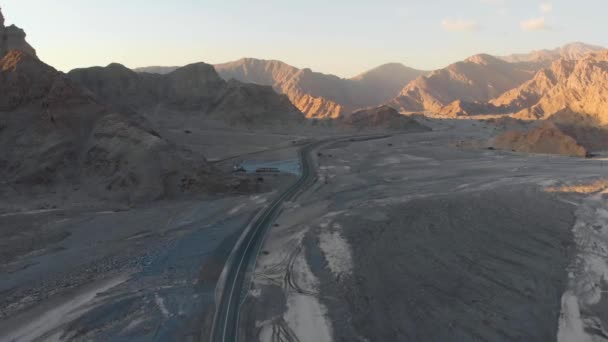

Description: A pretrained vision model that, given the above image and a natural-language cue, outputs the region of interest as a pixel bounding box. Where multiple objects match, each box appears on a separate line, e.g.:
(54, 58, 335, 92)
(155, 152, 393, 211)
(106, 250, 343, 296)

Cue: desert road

(209, 134, 390, 342)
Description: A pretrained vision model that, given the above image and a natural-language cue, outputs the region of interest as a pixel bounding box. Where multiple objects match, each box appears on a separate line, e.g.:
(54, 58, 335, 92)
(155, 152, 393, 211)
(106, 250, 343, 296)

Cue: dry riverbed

(241, 120, 608, 342)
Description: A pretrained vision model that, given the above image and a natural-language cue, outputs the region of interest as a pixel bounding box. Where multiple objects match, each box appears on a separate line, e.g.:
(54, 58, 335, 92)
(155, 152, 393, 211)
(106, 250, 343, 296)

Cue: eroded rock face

(0, 7, 36, 58)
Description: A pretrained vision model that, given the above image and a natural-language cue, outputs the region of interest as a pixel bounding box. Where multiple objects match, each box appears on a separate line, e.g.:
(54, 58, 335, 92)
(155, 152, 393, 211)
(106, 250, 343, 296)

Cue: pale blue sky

(2, 0, 606, 77)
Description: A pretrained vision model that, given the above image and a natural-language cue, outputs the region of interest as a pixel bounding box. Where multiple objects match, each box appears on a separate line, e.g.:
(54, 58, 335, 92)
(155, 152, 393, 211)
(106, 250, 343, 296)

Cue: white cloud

(540, 3, 553, 13)
(520, 17, 550, 31)
(441, 19, 479, 32)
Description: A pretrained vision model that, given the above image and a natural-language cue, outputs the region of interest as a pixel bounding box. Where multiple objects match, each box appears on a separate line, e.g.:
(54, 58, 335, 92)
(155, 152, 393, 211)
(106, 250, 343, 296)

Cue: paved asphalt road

(209, 139, 322, 342)
(209, 134, 392, 342)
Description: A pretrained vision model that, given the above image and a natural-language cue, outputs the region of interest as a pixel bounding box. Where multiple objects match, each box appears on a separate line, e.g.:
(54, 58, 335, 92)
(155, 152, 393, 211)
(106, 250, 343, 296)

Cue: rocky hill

(340, 105, 430, 131)
(349, 63, 428, 105)
(0, 7, 36, 58)
(494, 122, 588, 157)
(69, 62, 304, 125)
(0, 51, 228, 202)
(214, 58, 426, 118)
(390, 54, 535, 114)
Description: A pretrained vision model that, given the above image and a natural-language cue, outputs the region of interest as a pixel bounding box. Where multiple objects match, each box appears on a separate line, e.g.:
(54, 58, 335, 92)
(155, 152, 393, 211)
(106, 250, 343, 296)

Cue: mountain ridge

(390, 53, 535, 114)
(69, 61, 304, 125)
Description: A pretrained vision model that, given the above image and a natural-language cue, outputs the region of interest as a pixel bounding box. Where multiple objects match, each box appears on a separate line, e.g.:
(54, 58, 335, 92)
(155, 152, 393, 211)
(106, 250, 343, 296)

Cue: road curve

(209, 134, 391, 342)
(209, 140, 323, 342)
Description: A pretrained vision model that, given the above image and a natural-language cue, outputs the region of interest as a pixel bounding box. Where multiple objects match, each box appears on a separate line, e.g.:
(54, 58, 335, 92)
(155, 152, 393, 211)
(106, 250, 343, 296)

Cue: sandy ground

(3, 119, 608, 341)
(242, 119, 608, 342)
(0, 126, 303, 342)
(0, 195, 273, 341)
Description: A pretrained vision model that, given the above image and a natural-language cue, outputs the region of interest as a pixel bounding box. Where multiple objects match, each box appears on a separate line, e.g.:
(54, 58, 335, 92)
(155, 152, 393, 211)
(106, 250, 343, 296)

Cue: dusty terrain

(0, 126, 306, 341)
(241, 119, 608, 342)
(2, 116, 608, 341)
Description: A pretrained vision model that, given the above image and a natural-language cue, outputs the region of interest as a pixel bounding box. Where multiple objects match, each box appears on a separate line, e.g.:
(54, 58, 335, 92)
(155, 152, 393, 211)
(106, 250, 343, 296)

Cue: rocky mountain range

(132, 43, 603, 123)
(215, 59, 427, 118)
(389, 54, 538, 115)
(69, 62, 304, 126)
(138, 59, 427, 118)
(493, 50, 608, 125)
(3, 2, 608, 162)
(0, 50, 228, 202)
(388, 43, 604, 117)
(498, 42, 604, 67)
(0, 7, 294, 202)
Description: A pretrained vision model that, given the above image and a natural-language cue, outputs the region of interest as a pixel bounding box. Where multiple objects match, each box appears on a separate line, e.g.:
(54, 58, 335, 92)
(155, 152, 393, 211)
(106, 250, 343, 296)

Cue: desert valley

(1, 4, 608, 342)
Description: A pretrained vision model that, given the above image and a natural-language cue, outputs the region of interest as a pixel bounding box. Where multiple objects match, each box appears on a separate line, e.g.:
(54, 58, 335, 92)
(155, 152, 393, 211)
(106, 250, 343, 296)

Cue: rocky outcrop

(390, 54, 535, 114)
(214, 58, 426, 118)
(0, 7, 36, 58)
(494, 122, 588, 157)
(0, 51, 225, 202)
(68, 62, 304, 125)
(340, 105, 430, 131)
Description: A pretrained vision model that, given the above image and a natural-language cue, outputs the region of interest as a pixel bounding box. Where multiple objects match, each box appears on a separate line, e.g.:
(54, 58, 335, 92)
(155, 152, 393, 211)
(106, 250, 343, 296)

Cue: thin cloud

(540, 3, 553, 13)
(441, 19, 479, 32)
(520, 17, 550, 31)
